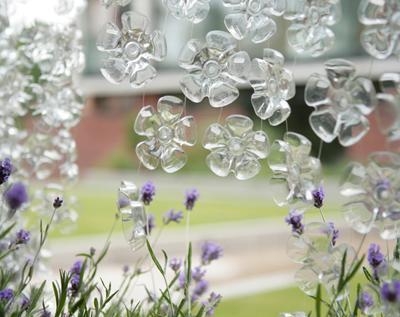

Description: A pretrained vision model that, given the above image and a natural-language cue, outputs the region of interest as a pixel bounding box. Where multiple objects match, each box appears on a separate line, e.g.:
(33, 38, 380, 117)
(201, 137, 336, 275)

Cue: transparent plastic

(162, 0, 211, 24)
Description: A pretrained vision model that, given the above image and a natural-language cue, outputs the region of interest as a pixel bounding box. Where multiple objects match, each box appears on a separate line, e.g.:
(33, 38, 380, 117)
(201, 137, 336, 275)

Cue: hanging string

(317, 138, 324, 160)
(217, 108, 224, 124)
(183, 22, 195, 116)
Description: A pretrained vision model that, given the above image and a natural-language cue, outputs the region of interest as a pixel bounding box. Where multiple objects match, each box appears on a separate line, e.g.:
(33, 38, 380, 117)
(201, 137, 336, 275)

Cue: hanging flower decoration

(284, 0, 342, 57)
(268, 132, 321, 206)
(287, 221, 355, 296)
(249, 48, 295, 126)
(222, 0, 285, 43)
(118, 181, 147, 251)
(162, 0, 211, 24)
(376, 73, 400, 143)
(97, 11, 167, 88)
(305, 59, 377, 147)
(340, 151, 400, 240)
(134, 96, 197, 173)
(358, 0, 400, 60)
(178, 30, 251, 108)
(202, 115, 269, 180)
(101, 0, 131, 7)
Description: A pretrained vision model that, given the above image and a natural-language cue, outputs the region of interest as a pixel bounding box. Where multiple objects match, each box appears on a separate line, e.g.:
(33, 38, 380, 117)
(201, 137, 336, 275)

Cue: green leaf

(0, 223, 16, 240)
(146, 239, 164, 275)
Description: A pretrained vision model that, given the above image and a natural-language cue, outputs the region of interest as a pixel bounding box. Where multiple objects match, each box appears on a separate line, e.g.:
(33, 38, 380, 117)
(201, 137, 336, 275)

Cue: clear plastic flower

(178, 30, 251, 107)
(359, 0, 400, 59)
(222, 0, 285, 43)
(134, 96, 197, 173)
(249, 48, 295, 126)
(268, 132, 321, 206)
(118, 181, 147, 251)
(101, 0, 131, 7)
(284, 0, 342, 57)
(97, 11, 167, 88)
(162, 0, 211, 24)
(341, 151, 400, 240)
(202, 115, 269, 180)
(376, 73, 400, 142)
(305, 59, 377, 147)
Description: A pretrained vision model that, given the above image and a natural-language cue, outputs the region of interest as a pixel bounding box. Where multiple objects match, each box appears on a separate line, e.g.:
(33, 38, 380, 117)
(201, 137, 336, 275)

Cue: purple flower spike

(0, 158, 12, 185)
(358, 291, 374, 313)
(192, 279, 209, 301)
(185, 188, 199, 210)
(169, 258, 182, 272)
(312, 186, 324, 208)
(145, 213, 155, 235)
(20, 294, 29, 311)
(380, 280, 400, 303)
(4, 182, 28, 210)
(0, 288, 14, 302)
(192, 266, 206, 282)
(53, 197, 63, 209)
(163, 209, 183, 225)
(141, 181, 155, 205)
(285, 209, 304, 235)
(368, 244, 385, 268)
(15, 229, 30, 245)
(70, 260, 83, 275)
(328, 222, 339, 246)
(205, 292, 222, 316)
(201, 241, 223, 265)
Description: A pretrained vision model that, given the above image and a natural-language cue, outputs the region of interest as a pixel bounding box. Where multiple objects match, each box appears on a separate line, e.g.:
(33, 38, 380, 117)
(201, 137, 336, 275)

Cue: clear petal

(262, 48, 284, 66)
(251, 93, 275, 120)
(245, 130, 270, 158)
(209, 81, 239, 107)
(173, 116, 197, 146)
(343, 201, 375, 234)
(157, 95, 183, 123)
(203, 123, 231, 150)
(178, 39, 203, 68)
(269, 99, 291, 126)
(186, 1, 210, 24)
(378, 215, 400, 240)
(361, 27, 394, 60)
(227, 51, 251, 81)
(180, 73, 205, 103)
(349, 77, 377, 115)
(224, 13, 248, 40)
(324, 59, 356, 89)
(248, 14, 277, 43)
(129, 63, 157, 88)
(340, 162, 367, 197)
(150, 30, 167, 61)
(100, 58, 127, 84)
(205, 30, 236, 53)
(309, 108, 338, 143)
(337, 111, 369, 146)
(206, 148, 233, 177)
(134, 105, 161, 136)
(305, 74, 330, 107)
(121, 200, 147, 251)
(268, 139, 288, 175)
(121, 11, 149, 33)
(376, 93, 398, 137)
(96, 22, 121, 51)
(380, 73, 400, 95)
(225, 114, 253, 137)
(358, 0, 388, 25)
(284, 132, 312, 156)
(161, 144, 187, 173)
(136, 141, 160, 170)
(279, 68, 296, 100)
(234, 153, 261, 180)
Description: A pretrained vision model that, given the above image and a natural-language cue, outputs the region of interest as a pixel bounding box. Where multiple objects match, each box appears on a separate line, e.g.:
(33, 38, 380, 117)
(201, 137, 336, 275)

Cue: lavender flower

(69, 260, 83, 297)
(192, 279, 209, 301)
(358, 291, 374, 313)
(144, 213, 155, 235)
(285, 209, 304, 235)
(192, 266, 206, 282)
(40, 308, 51, 317)
(0, 158, 12, 185)
(178, 271, 186, 289)
(90, 247, 96, 256)
(122, 265, 129, 274)
(205, 292, 222, 316)
(185, 188, 199, 210)
(70, 260, 83, 275)
(328, 222, 339, 246)
(4, 182, 28, 210)
(141, 181, 155, 205)
(53, 196, 63, 209)
(0, 288, 14, 302)
(312, 186, 324, 208)
(20, 294, 29, 311)
(15, 229, 30, 245)
(201, 241, 223, 265)
(163, 209, 183, 225)
(380, 280, 400, 303)
(368, 243, 385, 268)
(169, 258, 182, 272)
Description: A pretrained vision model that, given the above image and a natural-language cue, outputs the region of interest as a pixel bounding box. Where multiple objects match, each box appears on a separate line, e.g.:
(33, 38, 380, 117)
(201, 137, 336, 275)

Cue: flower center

(228, 137, 245, 156)
(247, 0, 262, 15)
(374, 180, 392, 202)
(309, 6, 321, 24)
(124, 41, 141, 60)
(269, 77, 278, 95)
(158, 126, 173, 144)
(203, 60, 221, 79)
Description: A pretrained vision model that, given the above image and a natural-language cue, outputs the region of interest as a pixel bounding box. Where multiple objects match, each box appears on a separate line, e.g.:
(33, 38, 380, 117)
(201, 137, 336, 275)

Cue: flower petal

(324, 59, 356, 89)
(269, 99, 291, 126)
(358, 0, 388, 25)
(203, 123, 230, 150)
(180, 73, 205, 103)
(173, 116, 197, 146)
(205, 30, 236, 53)
(360, 27, 394, 60)
(233, 153, 261, 180)
(134, 105, 160, 136)
(337, 111, 369, 146)
(186, 1, 210, 24)
(96, 22, 121, 51)
(284, 132, 312, 157)
(224, 13, 248, 40)
(305, 73, 330, 107)
(245, 131, 270, 158)
(129, 63, 157, 88)
(161, 144, 187, 173)
(380, 73, 400, 95)
(227, 51, 251, 82)
(206, 148, 233, 177)
(248, 14, 277, 43)
(350, 77, 376, 115)
(100, 58, 127, 84)
(157, 95, 184, 124)
(251, 93, 275, 120)
(209, 81, 239, 107)
(178, 39, 203, 69)
(309, 108, 338, 143)
(343, 201, 376, 235)
(136, 141, 160, 170)
(376, 93, 398, 138)
(150, 30, 167, 61)
(225, 114, 253, 137)
(121, 11, 149, 34)
(340, 162, 367, 197)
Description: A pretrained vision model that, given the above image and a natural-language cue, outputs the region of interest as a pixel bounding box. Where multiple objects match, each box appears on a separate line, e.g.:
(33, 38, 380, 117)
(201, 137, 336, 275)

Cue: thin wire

(183, 23, 195, 116)
(317, 138, 324, 160)
(217, 108, 224, 124)
(285, 119, 289, 133)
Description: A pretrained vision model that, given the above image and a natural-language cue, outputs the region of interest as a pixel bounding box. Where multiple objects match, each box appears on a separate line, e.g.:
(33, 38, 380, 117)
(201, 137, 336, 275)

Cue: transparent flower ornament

(202, 115, 269, 180)
(268, 132, 321, 206)
(305, 59, 377, 147)
(118, 181, 147, 251)
(97, 11, 167, 88)
(178, 30, 251, 107)
(358, 0, 400, 59)
(101, 0, 131, 7)
(287, 221, 355, 296)
(376, 73, 400, 142)
(162, 0, 211, 24)
(223, 0, 285, 43)
(340, 151, 400, 240)
(249, 48, 295, 126)
(284, 0, 342, 57)
(134, 96, 197, 173)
